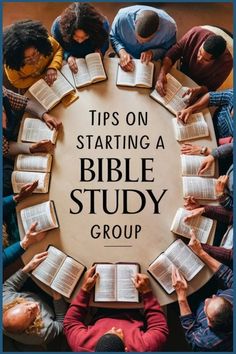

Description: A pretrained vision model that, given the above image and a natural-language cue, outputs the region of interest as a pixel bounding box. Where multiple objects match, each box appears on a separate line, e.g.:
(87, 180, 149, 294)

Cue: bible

(15, 154, 52, 173)
(28, 71, 75, 110)
(150, 73, 189, 114)
(20, 117, 58, 144)
(32, 245, 86, 298)
(12, 171, 50, 194)
(61, 52, 106, 88)
(182, 176, 217, 200)
(170, 207, 214, 243)
(181, 155, 215, 177)
(94, 263, 140, 303)
(172, 113, 209, 141)
(20, 200, 59, 233)
(116, 60, 154, 88)
(148, 239, 204, 294)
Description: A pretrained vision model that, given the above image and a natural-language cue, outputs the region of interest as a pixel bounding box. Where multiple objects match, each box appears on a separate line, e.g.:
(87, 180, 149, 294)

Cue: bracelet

(216, 192, 225, 198)
(200, 146, 207, 155)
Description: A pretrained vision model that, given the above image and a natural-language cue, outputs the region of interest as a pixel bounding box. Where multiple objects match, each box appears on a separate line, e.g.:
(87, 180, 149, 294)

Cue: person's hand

(42, 113, 62, 131)
(155, 73, 167, 96)
(67, 56, 78, 74)
(132, 273, 152, 294)
(45, 68, 57, 86)
(20, 222, 47, 250)
(140, 50, 153, 64)
(198, 155, 215, 175)
(184, 207, 205, 223)
(81, 266, 99, 293)
(215, 175, 228, 196)
(30, 140, 54, 154)
(180, 143, 202, 155)
(184, 196, 200, 210)
(176, 107, 193, 124)
(95, 49, 103, 57)
(172, 267, 188, 300)
(14, 181, 38, 203)
(22, 251, 48, 273)
(188, 229, 205, 257)
(52, 290, 62, 300)
(119, 49, 134, 72)
(182, 87, 203, 105)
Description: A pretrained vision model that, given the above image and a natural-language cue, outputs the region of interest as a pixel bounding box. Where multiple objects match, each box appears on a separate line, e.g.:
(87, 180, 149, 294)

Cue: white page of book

(168, 86, 188, 113)
(165, 239, 204, 281)
(171, 207, 213, 243)
(162, 74, 183, 103)
(182, 176, 217, 200)
(173, 113, 209, 141)
(148, 254, 174, 294)
(74, 59, 91, 87)
(135, 61, 154, 87)
(32, 246, 66, 286)
(116, 264, 139, 302)
(29, 79, 59, 110)
(50, 71, 74, 99)
(95, 264, 116, 302)
(181, 155, 215, 177)
(12, 171, 48, 193)
(16, 154, 52, 172)
(51, 257, 84, 297)
(60, 64, 76, 88)
(86, 53, 106, 82)
(117, 65, 136, 86)
(21, 118, 56, 143)
(21, 200, 56, 233)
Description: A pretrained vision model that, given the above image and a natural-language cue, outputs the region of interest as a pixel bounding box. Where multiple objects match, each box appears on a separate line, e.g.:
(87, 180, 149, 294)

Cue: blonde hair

(3, 298, 44, 334)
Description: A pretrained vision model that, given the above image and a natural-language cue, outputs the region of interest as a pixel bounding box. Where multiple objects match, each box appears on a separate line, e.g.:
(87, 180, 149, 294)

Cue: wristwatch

(200, 146, 207, 155)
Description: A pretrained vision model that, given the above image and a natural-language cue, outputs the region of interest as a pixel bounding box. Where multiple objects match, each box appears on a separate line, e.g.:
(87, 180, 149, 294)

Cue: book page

(29, 79, 59, 110)
(21, 118, 57, 144)
(182, 176, 217, 200)
(173, 113, 209, 141)
(20, 200, 57, 233)
(148, 254, 174, 294)
(16, 154, 52, 172)
(116, 65, 136, 86)
(51, 257, 85, 298)
(50, 70, 74, 100)
(165, 239, 204, 281)
(116, 264, 139, 302)
(94, 264, 116, 302)
(181, 155, 215, 177)
(12, 171, 49, 193)
(86, 52, 106, 82)
(73, 58, 91, 87)
(135, 61, 154, 87)
(162, 73, 183, 104)
(60, 64, 76, 88)
(170, 207, 213, 243)
(167, 86, 188, 113)
(32, 246, 66, 286)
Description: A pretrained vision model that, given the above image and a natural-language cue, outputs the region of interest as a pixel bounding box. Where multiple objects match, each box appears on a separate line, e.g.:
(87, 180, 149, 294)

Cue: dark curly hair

(59, 2, 108, 47)
(4, 20, 53, 70)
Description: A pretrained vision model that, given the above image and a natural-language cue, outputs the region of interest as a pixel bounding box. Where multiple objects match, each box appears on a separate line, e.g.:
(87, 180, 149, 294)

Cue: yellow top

(4, 36, 63, 89)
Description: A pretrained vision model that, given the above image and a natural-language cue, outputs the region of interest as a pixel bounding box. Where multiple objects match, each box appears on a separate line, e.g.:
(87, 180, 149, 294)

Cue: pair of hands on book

(181, 143, 214, 175)
(82, 265, 152, 294)
(119, 49, 153, 72)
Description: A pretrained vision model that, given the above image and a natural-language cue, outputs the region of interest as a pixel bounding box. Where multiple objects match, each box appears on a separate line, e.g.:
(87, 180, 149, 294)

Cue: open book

(32, 245, 86, 298)
(61, 52, 106, 88)
(148, 239, 204, 294)
(181, 155, 215, 177)
(29, 71, 75, 110)
(116, 60, 154, 88)
(94, 263, 140, 303)
(182, 176, 217, 200)
(150, 73, 189, 114)
(20, 118, 58, 144)
(12, 171, 50, 194)
(170, 207, 214, 243)
(20, 200, 59, 233)
(172, 113, 209, 141)
(15, 154, 52, 173)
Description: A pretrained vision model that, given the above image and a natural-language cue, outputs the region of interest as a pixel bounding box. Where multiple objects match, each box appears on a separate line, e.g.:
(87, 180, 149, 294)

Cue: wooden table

(17, 58, 218, 306)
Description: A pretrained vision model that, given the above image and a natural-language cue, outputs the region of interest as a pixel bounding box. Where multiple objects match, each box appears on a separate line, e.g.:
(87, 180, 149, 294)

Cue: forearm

(25, 97, 47, 119)
(203, 204, 233, 224)
(110, 25, 125, 54)
(53, 298, 68, 323)
(7, 141, 31, 157)
(201, 244, 233, 268)
(3, 269, 29, 292)
(3, 242, 25, 268)
(197, 250, 221, 273)
(159, 57, 173, 76)
(178, 297, 192, 316)
(187, 91, 210, 113)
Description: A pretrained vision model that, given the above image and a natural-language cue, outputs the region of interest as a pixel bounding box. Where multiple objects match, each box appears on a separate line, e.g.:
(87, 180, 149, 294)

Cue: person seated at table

(64, 268, 169, 351)
(3, 252, 68, 346)
(172, 231, 233, 351)
(177, 89, 233, 139)
(156, 26, 233, 103)
(51, 2, 109, 74)
(4, 20, 63, 89)
(110, 5, 176, 71)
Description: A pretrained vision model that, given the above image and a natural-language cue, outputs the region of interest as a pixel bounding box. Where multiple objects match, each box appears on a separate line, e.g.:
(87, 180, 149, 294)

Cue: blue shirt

(3, 242, 25, 268)
(51, 16, 110, 60)
(110, 5, 177, 60)
(180, 264, 233, 351)
(3, 195, 20, 245)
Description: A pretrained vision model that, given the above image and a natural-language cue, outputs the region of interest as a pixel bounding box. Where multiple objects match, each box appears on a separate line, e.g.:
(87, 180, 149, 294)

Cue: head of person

(135, 10, 159, 44)
(3, 20, 53, 71)
(3, 298, 43, 335)
(95, 327, 127, 352)
(59, 2, 108, 47)
(197, 35, 227, 63)
(204, 295, 233, 332)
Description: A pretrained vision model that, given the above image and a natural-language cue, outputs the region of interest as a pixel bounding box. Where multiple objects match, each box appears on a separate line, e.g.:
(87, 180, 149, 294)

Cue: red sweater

(64, 289, 169, 352)
(166, 26, 233, 91)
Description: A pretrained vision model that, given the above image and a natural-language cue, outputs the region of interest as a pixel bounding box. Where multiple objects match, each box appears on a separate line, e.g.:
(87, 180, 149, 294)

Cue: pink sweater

(64, 289, 169, 352)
